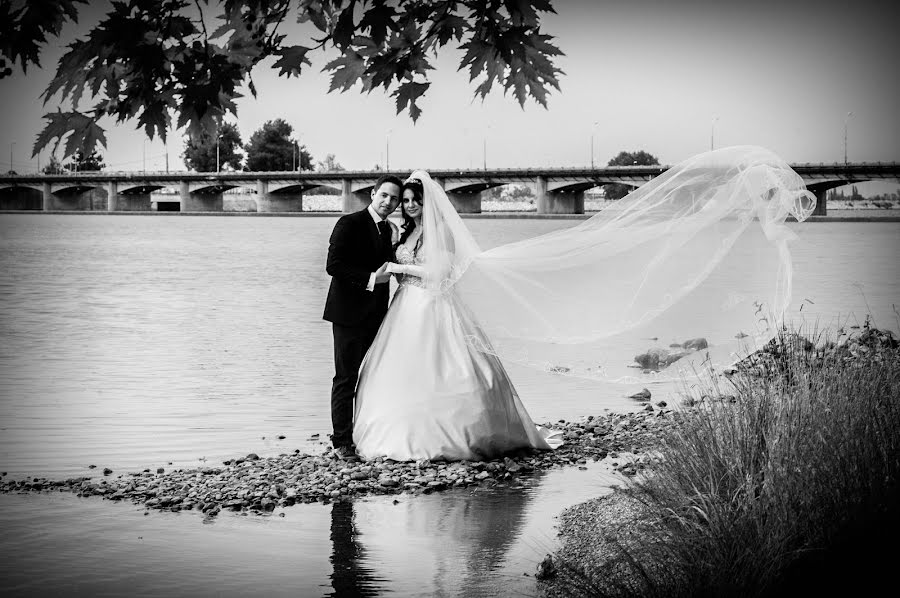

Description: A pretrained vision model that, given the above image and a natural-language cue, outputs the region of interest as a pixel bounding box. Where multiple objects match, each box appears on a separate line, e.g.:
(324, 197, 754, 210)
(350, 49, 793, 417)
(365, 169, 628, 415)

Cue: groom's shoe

(332, 445, 360, 461)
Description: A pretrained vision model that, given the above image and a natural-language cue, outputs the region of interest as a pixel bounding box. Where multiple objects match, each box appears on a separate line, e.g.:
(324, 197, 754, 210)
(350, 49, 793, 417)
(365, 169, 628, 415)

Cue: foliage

(182, 121, 244, 172)
(551, 323, 900, 597)
(41, 155, 66, 174)
(316, 153, 345, 172)
(603, 150, 660, 200)
(244, 118, 312, 171)
(64, 149, 105, 172)
(10, 0, 564, 161)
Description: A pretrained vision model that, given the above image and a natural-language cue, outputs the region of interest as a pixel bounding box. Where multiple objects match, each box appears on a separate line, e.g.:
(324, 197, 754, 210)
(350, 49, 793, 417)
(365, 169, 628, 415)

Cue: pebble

(0, 407, 679, 517)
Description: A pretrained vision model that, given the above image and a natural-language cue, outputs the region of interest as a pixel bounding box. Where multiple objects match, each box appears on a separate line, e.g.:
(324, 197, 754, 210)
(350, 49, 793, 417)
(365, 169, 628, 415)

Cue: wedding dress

(353, 147, 815, 461)
(353, 242, 562, 461)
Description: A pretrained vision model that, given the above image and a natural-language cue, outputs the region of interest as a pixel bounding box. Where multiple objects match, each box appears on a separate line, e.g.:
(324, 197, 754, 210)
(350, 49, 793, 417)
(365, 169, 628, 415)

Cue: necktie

(377, 220, 391, 254)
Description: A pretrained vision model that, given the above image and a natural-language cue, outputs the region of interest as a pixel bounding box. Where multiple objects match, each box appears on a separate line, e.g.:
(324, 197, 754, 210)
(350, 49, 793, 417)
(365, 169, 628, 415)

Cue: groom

(323, 174, 402, 460)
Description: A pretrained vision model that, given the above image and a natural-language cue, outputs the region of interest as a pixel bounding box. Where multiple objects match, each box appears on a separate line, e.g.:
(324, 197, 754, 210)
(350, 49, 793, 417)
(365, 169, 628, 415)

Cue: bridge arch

(0, 185, 43, 210)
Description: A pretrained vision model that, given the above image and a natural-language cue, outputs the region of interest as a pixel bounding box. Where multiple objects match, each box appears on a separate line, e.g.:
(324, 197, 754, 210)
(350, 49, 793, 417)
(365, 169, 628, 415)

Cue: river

(0, 213, 897, 596)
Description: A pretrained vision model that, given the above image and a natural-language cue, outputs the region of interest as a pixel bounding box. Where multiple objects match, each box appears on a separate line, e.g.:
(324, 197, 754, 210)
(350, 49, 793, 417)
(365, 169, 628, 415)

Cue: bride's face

(402, 188, 423, 219)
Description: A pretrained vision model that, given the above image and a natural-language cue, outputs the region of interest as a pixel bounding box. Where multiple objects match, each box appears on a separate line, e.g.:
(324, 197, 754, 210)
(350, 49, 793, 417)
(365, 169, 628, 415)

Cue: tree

(316, 153, 345, 172)
(41, 155, 65, 174)
(5, 1, 564, 161)
(603, 150, 660, 200)
(64, 149, 105, 172)
(244, 119, 312, 171)
(182, 122, 244, 172)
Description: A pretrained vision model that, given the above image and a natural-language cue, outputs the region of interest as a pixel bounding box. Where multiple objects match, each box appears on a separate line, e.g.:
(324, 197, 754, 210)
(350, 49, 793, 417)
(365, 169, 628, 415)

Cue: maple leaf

(331, 2, 357, 50)
(33, 110, 107, 159)
(358, 0, 396, 46)
(324, 50, 366, 92)
(435, 15, 466, 46)
(393, 81, 430, 122)
(272, 45, 312, 77)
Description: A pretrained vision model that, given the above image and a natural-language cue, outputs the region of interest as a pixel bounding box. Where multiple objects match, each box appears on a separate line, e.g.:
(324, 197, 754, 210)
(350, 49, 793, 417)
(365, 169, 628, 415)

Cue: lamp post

(216, 126, 220, 174)
(142, 139, 147, 173)
(843, 111, 853, 166)
(710, 116, 719, 151)
(385, 129, 392, 171)
(482, 125, 492, 171)
(9, 141, 14, 173)
(590, 121, 599, 169)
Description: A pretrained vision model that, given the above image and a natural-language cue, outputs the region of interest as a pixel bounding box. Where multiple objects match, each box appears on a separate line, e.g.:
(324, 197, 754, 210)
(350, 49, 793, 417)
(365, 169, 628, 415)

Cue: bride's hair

(396, 179, 424, 252)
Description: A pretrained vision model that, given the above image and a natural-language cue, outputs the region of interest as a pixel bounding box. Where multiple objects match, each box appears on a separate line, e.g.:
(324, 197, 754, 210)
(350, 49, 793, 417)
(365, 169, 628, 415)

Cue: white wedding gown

(353, 244, 562, 462)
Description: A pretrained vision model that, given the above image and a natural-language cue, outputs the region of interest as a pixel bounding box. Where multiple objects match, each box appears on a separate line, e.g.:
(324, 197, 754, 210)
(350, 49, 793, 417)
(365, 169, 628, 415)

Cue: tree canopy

(604, 150, 660, 200)
(64, 148, 105, 172)
(3, 0, 564, 161)
(244, 118, 312, 171)
(182, 121, 244, 172)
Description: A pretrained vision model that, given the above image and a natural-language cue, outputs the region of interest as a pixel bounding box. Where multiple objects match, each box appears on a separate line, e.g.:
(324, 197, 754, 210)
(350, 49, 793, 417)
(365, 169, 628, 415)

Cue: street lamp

(843, 111, 853, 166)
(385, 129, 392, 171)
(215, 127, 220, 173)
(482, 125, 492, 170)
(710, 116, 719, 151)
(590, 121, 599, 169)
(9, 141, 14, 173)
(142, 139, 147, 173)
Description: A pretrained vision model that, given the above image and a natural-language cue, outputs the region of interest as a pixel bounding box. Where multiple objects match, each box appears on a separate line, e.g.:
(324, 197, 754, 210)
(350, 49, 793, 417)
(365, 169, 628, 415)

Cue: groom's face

(370, 182, 401, 219)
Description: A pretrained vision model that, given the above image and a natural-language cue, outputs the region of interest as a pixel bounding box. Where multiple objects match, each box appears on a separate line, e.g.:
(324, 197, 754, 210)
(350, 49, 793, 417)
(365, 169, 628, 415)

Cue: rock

(277, 435, 286, 440)
(475, 471, 491, 480)
(245, 453, 260, 461)
(88, 465, 97, 469)
(535, 554, 557, 580)
(379, 478, 399, 488)
(628, 388, 651, 401)
(682, 337, 708, 350)
(156, 467, 165, 474)
(103, 468, 113, 475)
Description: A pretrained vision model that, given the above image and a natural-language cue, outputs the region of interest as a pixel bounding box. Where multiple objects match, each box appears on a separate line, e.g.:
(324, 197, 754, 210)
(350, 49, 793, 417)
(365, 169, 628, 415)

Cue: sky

(1, 0, 898, 188)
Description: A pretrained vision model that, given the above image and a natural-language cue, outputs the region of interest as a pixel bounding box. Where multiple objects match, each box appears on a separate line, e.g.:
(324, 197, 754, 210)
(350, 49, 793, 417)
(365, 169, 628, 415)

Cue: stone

(682, 337, 708, 350)
(628, 388, 651, 401)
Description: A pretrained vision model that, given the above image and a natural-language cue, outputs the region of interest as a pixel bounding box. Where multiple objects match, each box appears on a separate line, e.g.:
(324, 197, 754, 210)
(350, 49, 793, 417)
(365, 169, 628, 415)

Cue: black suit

(323, 208, 394, 448)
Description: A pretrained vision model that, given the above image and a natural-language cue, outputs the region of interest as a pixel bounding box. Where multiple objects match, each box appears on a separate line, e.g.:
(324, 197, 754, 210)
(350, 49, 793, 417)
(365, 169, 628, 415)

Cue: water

(0, 214, 897, 596)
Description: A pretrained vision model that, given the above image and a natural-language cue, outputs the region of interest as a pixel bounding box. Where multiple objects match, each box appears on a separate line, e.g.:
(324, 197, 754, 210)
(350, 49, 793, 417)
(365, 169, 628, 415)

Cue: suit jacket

(323, 208, 394, 327)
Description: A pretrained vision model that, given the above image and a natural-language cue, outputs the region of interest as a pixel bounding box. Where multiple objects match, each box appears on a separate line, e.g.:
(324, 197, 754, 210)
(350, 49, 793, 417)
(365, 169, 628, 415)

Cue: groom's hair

(373, 174, 403, 192)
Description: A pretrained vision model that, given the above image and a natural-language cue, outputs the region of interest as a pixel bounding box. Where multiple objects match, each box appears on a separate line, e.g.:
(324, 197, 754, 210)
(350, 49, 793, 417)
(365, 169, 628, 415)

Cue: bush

(552, 321, 900, 597)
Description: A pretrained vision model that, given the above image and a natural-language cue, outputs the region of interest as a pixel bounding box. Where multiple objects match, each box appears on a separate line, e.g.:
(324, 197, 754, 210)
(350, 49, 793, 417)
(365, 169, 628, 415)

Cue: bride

(353, 177, 563, 461)
(352, 146, 816, 462)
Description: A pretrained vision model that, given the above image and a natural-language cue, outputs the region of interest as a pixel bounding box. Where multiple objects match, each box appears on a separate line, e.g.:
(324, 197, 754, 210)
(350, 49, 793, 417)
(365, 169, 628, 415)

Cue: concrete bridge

(0, 162, 897, 215)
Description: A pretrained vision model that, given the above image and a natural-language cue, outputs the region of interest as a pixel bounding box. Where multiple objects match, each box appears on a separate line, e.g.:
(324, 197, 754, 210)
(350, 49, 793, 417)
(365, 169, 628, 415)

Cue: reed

(551, 321, 900, 597)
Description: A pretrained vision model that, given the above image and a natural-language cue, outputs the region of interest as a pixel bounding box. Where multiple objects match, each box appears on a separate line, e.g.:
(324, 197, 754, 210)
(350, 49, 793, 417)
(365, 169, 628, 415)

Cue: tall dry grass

(555, 323, 900, 597)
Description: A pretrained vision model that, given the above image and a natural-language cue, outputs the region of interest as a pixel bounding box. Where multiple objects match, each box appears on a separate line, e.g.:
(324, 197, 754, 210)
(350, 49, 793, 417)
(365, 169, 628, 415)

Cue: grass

(548, 320, 900, 597)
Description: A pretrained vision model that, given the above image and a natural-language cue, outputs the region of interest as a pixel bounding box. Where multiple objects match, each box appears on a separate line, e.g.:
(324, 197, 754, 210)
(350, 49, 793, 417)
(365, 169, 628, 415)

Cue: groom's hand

(373, 262, 392, 284)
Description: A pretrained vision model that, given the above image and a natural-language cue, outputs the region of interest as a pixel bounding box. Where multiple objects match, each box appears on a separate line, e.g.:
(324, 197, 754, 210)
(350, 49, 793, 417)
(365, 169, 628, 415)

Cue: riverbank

(539, 323, 900, 597)
(0, 405, 674, 519)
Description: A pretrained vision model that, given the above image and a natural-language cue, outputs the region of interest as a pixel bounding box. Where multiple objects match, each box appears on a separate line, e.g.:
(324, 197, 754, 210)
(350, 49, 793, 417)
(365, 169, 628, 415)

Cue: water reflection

(328, 472, 547, 597)
(328, 500, 385, 597)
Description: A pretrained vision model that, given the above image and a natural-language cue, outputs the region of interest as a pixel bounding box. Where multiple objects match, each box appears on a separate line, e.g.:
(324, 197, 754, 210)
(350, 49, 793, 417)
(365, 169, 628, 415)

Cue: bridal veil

(410, 146, 816, 383)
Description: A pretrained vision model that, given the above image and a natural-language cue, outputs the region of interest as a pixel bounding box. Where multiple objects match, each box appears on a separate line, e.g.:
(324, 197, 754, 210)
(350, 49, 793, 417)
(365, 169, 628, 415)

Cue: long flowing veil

(412, 146, 815, 383)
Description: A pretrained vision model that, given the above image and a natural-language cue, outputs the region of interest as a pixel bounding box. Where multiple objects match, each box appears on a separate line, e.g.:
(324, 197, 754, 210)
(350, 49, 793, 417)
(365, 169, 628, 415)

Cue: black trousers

(330, 320, 381, 448)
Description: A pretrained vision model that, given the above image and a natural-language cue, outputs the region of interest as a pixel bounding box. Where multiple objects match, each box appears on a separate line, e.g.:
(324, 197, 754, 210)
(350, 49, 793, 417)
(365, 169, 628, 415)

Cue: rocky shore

(0, 405, 679, 520)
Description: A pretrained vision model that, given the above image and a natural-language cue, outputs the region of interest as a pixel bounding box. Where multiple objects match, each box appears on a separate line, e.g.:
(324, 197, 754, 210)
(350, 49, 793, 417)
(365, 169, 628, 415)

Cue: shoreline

(0, 406, 674, 519)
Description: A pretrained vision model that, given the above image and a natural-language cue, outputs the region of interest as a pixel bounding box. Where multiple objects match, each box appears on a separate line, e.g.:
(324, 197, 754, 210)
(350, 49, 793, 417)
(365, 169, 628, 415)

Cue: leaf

(324, 50, 366, 92)
(358, 0, 395, 47)
(272, 45, 312, 77)
(331, 1, 356, 50)
(435, 15, 466, 46)
(392, 81, 429, 122)
(32, 110, 107, 159)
